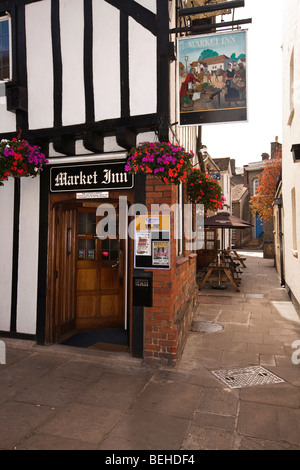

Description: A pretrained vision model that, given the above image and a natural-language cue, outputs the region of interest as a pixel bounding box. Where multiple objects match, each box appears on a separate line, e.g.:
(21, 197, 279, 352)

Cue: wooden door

(54, 205, 77, 341)
(76, 206, 125, 329)
(197, 229, 218, 267)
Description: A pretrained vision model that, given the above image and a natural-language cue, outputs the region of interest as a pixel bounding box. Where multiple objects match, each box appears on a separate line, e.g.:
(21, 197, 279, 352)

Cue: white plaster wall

(60, 0, 85, 126)
(16, 177, 40, 335)
(0, 179, 14, 331)
(26, 0, 53, 130)
(178, 125, 198, 165)
(129, 18, 157, 116)
(93, 0, 121, 121)
(136, 0, 156, 13)
(282, 0, 300, 304)
(0, 83, 16, 133)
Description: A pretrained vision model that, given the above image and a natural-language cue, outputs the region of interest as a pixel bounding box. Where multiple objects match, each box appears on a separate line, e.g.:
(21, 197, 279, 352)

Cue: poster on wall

(178, 30, 247, 126)
(134, 215, 170, 269)
(136, 233, 151, 256)
(152, 241, 170, 267)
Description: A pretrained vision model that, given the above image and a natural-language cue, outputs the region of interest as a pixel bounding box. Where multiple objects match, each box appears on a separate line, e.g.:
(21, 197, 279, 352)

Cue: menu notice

(134, 215, 170, 269)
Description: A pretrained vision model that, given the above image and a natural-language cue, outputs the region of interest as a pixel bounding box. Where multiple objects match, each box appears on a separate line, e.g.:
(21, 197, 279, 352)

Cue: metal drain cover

(211, 366, 285, 389)
(192, 321, 224, 333)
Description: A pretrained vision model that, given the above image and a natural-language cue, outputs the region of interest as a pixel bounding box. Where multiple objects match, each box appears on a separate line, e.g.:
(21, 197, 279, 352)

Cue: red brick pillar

(143, 176, 197, 366)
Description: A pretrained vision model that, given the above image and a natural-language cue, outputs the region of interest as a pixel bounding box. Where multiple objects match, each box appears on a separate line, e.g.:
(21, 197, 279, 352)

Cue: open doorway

(47, 197, 129, 352)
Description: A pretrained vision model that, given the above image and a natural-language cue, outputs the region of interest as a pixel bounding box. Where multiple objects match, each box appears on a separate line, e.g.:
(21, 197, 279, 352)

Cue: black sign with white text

(50, 162, 134, 192)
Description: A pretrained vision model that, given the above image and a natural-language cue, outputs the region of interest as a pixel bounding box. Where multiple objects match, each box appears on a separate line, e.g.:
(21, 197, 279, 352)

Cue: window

(176, 185, 183, 256)
(253, 178, 259, 196)
(290, 48, 294, 112)
(291, 187, 298, 256)
(288, 48, 295, 125)
(205, 230, 215, 250)
(0, 15, 11, 81)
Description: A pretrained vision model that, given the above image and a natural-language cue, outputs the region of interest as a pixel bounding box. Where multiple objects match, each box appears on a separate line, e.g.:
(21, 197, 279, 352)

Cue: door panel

(53, 201, 126, 340)
(76, 295, 99, 318)
(54, 206, 77, 340)
(255, 214, 263, 238)
(77, 266, 98, 290)
(75, 206, 124, 329)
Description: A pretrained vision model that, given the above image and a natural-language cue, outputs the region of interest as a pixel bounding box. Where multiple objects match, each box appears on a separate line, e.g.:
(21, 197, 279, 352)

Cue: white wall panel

(26, 0, 54, 130)
(0, 83, 16, 133)
(60, 0, 86, 126)
(136, 0, 156, 14)
(17, 177, 40, 335)
(0, 179, 14, 331)
(93, 1, 121, 121)
(129, 18, 157, 116)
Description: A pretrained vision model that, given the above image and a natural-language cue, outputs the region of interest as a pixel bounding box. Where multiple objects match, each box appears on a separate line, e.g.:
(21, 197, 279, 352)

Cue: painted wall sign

(178, 30, 247, 126)
(50, 162, 134, 192)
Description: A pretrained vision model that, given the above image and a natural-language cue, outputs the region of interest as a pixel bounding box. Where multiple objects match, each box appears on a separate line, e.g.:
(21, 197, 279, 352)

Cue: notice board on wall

(134, 215, 170, 270)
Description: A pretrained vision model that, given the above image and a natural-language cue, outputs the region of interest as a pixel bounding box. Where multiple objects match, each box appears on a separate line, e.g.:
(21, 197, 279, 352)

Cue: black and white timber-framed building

(0, 0, 235, 362)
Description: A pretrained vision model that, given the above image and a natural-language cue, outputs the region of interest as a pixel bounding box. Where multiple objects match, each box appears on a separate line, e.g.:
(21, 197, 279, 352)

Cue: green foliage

(230, 53, 246, 62)
(198, 49, 218, 60)
(125, 142, 194, 185)
(0, 137, 48, 187)
(186, 168, 225, 213)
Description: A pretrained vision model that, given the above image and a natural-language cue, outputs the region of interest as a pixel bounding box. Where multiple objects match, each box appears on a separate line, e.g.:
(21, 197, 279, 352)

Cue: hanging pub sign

(210, 173, 221, 181)
(134, 215, 170, 270)
(178, 30, 247, 126)
(50, 161, 134, 192)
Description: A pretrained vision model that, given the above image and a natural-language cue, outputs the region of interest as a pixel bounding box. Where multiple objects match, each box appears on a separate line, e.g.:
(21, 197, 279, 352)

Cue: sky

(200, 0, 283, 168)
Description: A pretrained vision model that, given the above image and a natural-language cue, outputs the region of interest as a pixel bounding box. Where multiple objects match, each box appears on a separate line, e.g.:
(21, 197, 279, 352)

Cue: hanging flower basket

(0, 137, 49, 186)
(124, 141, 194, 185)
(186, 168, 226, 213)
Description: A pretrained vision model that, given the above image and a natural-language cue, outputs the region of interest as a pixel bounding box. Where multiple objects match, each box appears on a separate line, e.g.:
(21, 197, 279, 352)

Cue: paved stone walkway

(0, 251, 300, 450)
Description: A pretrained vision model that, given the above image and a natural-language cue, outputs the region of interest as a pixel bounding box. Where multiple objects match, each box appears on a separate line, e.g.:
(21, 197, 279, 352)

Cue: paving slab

(102, 409, 190, 450)
(38, 403, 123, 445)
(277, 407, 300, 446)
(237, 401, 278, 441)
(239, 382, 300, 408)
(79, 370, 152, 410)
(196, 387, 239, 415)
(16, 433, 98, 450)
(183, 425, 237, 450)
(131, 380, 201, 420)
(0, 401, 56, 450)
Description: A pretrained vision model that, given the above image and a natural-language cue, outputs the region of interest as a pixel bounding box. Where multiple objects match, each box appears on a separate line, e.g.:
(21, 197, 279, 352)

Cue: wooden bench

(230, 251, 247, 268)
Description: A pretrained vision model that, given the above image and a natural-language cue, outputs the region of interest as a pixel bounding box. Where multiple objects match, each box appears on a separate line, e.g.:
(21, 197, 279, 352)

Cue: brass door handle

(112, 259, 119, 268)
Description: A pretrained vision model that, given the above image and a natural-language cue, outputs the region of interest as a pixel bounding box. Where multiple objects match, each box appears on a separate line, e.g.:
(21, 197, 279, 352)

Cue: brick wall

(143, 176, 198, 366)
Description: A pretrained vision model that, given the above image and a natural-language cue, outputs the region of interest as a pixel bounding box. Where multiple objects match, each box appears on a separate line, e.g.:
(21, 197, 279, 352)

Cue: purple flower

(3, 147, 13, 157)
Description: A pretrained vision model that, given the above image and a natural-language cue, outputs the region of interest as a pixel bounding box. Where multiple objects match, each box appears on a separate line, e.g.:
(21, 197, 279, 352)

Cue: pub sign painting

(178, 30, 247, 126)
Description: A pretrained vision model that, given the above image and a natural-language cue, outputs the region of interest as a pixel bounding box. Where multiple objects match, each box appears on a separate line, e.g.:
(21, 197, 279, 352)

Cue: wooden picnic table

(199, 259, 241, 292)
(230, 250, 247, 268)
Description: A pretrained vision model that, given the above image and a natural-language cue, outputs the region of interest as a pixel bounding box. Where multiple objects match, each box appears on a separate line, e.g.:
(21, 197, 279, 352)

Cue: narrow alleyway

(178, 251, 300, 449)
(0, 251, 300, 450)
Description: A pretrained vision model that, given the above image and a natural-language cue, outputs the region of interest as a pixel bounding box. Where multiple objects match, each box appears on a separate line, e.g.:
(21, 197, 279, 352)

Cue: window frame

(0, 13, 12, 82)
(288, 47, 295, 125)
(253, 178, 259, 196)
(291, 187, 298, 257)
